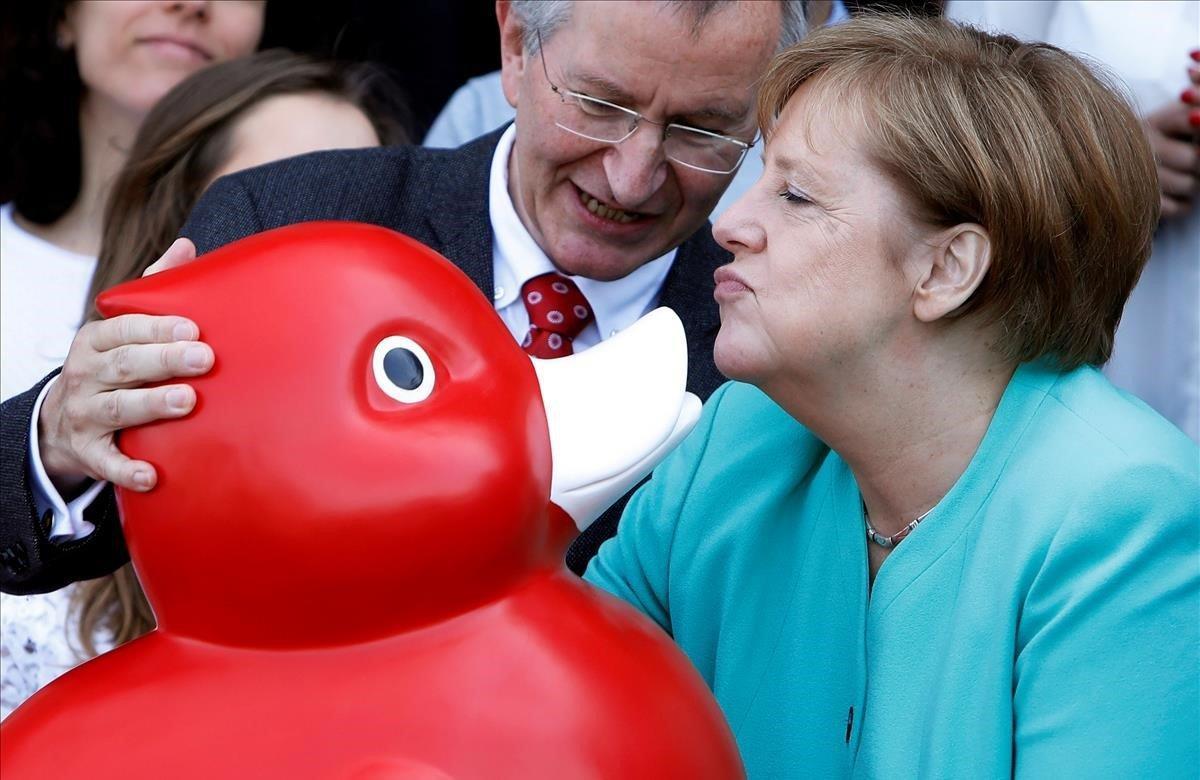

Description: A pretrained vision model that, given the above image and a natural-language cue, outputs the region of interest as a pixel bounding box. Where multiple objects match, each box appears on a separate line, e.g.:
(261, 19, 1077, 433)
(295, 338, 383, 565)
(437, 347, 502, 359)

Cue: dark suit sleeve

(181, 170, 267, 253)
(0, 177, 268, 594)
(566, 487, 639, 576)
(0, 373, 129, 594)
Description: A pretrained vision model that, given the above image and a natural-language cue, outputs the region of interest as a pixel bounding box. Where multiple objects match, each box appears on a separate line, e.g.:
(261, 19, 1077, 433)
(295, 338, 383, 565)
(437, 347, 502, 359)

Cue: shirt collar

(488, 124, 676, 341)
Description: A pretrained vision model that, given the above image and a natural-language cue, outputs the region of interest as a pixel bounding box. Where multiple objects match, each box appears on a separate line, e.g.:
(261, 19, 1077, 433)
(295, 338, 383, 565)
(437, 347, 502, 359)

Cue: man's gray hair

(510, 0, 808, 55)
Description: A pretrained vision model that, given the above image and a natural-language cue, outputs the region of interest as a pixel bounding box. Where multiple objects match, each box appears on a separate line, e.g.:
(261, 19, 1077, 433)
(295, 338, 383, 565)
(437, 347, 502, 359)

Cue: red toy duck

(0, 223, 741, 779)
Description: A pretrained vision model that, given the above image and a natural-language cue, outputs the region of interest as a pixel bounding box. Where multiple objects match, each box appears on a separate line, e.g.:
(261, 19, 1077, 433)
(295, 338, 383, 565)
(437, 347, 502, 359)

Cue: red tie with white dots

(520, 272, 595, 358)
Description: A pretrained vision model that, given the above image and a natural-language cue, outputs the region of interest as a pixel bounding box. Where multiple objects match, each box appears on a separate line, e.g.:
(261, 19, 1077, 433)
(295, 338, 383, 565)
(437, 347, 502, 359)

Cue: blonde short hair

(757, 16, 1160, 369)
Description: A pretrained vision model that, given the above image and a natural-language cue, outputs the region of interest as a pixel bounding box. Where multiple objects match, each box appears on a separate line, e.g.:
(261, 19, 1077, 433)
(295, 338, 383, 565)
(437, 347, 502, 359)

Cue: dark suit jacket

(0, 128, 729, 593)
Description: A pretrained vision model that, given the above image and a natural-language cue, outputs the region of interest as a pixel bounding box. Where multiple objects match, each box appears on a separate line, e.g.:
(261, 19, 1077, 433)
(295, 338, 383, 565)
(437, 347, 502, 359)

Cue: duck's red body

(3, 573, 736, 778)
(0, 223, 742, 779)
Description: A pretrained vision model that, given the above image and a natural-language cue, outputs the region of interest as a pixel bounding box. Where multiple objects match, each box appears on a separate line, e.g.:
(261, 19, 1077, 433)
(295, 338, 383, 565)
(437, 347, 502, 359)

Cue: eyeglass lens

(557, 92, 746, 174)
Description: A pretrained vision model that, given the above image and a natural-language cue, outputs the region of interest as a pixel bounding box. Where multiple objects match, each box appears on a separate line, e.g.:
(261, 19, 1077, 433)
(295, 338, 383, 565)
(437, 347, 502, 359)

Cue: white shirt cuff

(28, 375, 105, 541)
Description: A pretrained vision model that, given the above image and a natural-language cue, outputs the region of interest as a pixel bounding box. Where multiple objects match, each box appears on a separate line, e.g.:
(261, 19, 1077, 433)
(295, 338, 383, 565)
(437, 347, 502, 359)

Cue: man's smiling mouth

(577, 187, 646, 224)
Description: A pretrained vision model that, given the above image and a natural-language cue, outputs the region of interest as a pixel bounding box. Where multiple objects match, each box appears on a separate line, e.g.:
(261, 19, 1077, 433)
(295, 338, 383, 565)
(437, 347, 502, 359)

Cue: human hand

(143, 236, 197, 276)
(38, 240, 212, 493)
(1146, 56, 1200, 220)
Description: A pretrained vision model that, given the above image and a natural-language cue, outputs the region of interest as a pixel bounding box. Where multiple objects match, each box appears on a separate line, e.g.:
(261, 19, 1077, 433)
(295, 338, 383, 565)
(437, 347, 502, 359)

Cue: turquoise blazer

(586, 361, 1199, 778)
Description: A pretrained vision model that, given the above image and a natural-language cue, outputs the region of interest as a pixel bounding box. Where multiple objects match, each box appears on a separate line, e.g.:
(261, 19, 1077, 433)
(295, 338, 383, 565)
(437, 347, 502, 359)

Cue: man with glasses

(2, 1, 806, 592)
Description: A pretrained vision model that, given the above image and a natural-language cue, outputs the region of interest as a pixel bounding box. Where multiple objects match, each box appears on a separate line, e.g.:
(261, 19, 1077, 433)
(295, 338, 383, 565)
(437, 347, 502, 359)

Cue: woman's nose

(713, 190, 765, 254)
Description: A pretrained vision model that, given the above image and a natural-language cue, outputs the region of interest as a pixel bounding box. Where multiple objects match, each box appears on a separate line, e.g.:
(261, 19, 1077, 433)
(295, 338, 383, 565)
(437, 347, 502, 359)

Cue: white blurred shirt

(0, 203, 95, 402)
(947, 0, 1200, 442)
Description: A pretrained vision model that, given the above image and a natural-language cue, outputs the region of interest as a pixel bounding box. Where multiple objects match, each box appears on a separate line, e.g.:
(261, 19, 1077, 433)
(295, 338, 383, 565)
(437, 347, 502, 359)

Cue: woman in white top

(0, 46, 411, 718)
(1, 0, 266, 401)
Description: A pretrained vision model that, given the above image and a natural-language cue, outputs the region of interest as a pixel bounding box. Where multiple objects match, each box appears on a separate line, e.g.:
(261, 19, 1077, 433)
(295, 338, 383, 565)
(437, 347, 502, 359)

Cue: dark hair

(0, 0, 81, 222)
(70, 48, 411, 656)
(757, 16, 1159, 369)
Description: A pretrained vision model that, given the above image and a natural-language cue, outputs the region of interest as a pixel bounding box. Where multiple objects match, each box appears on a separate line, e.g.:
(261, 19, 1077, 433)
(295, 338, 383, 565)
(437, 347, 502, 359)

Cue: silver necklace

(863, 503, 933, 549)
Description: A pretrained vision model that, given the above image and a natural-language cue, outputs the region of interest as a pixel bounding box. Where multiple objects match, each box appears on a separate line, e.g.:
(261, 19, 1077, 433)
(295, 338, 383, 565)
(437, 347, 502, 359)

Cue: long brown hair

(70, 49, 410, 657)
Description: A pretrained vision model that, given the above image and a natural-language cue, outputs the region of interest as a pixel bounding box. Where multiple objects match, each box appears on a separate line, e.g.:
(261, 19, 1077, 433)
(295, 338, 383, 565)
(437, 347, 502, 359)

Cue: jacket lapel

(657, 225, 729, 398)
(425, 127, 509, 297)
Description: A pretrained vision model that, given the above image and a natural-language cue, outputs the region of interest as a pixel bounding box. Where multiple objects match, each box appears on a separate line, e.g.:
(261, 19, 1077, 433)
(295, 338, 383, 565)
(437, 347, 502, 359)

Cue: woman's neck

(770, 329, 1016, 540)
(17, 93, 140, 257)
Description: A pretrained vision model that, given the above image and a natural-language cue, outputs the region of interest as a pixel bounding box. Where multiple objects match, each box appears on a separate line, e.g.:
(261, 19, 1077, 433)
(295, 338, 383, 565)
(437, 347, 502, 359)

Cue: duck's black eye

(383, 348, 423, 390)
(372, 336, 435, 403)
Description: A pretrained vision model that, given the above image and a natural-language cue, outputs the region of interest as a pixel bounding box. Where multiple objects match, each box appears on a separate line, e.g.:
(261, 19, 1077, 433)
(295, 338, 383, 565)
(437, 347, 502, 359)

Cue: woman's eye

(372, 336, 435, 404)
(780, 189, 812, 205)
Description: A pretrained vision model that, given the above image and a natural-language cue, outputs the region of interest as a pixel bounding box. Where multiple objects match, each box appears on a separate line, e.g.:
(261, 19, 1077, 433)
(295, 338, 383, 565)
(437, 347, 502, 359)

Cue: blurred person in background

(946, 0, 1200, 442)
(1, 49, 409, 720)
(1, 0, 267, 402)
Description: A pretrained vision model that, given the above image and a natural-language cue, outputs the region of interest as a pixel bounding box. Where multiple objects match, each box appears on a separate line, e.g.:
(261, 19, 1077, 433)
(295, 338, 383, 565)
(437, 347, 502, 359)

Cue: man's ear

(497, 1, 526, 109)
(912, 224, 991, 323)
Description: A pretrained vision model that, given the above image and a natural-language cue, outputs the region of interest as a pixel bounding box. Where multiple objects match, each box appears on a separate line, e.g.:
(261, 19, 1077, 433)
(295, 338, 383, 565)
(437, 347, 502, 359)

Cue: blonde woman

(586, 16, 1198, 777)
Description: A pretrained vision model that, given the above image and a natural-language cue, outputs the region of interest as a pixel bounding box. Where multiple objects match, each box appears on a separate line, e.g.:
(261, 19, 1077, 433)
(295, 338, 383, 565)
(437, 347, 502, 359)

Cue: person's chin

(713, 327, 760, 383)
(558, 253, 646, 282)
(125, 77, 190, 114)
(549, 230, 661, 282)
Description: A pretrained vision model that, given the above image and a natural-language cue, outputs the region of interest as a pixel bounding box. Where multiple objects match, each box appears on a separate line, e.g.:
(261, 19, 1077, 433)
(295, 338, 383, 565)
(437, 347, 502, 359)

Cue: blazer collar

(426, 126, 508, 296)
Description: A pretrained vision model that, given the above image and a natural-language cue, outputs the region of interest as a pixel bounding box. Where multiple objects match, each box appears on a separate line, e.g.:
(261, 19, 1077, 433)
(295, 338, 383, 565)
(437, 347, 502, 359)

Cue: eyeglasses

(536, 33, 754, 176)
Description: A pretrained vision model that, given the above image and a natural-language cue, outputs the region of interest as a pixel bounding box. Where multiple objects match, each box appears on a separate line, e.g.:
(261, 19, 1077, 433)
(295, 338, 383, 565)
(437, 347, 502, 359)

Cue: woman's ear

(912, 224, 991, 323)
(496, 1, 526, 109)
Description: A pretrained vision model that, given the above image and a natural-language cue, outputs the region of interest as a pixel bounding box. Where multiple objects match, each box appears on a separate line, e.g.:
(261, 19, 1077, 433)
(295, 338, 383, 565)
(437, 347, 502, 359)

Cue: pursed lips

(714, 265, 752, 293)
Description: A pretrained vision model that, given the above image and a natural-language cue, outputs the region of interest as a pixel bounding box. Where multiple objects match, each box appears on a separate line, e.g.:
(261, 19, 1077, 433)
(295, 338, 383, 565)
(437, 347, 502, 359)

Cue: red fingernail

(1190, 109, 1200, 128)
(1191, 49, 1200, 62)
(1185, 88, 1199, 104)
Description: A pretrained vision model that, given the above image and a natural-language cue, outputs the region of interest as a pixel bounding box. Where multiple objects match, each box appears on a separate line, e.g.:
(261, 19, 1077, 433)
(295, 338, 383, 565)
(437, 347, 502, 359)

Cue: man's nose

(602, 124, 669, 208)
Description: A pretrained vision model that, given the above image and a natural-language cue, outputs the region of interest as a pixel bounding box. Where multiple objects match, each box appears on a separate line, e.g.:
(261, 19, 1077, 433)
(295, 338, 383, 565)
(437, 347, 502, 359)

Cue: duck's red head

(97, 223, 554, 647)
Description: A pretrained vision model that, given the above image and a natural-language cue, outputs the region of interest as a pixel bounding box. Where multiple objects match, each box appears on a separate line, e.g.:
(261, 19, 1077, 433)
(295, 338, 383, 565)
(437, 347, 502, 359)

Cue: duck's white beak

(531, 307, 702, 531)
